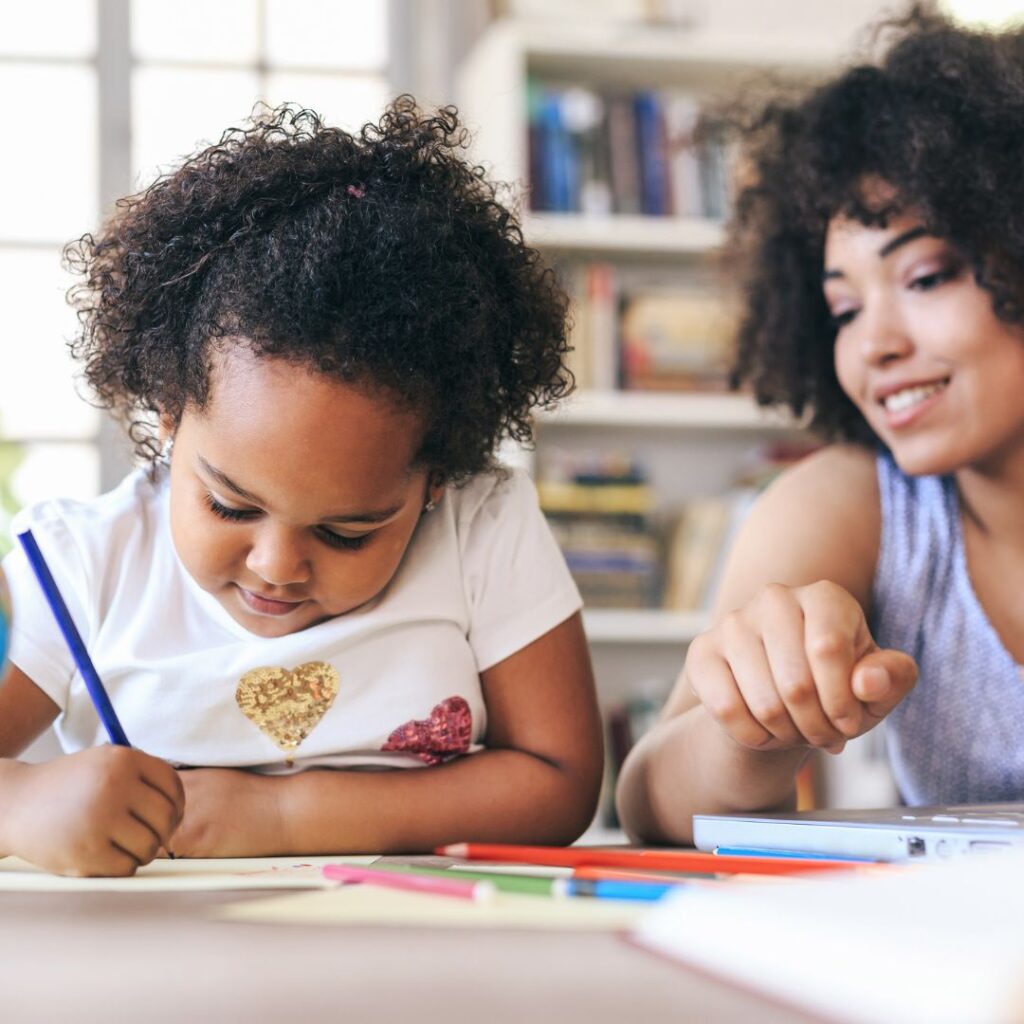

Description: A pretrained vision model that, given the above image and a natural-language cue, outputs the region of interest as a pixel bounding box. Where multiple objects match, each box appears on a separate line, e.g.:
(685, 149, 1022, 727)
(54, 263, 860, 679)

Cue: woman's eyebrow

(823, 225, 932, 282)
(877, 225, 929, 259)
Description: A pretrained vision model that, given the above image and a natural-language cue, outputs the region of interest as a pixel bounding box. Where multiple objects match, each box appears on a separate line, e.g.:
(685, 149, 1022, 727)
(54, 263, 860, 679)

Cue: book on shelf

(619, 287, 737, 392)
(663, 441, 820, 613)
(663, 492, 747, 612)
(539, 453, 662, 610)
(602, 685, 669, 827)
(526, 81, 735, 219)
(563, 263, 737, 392)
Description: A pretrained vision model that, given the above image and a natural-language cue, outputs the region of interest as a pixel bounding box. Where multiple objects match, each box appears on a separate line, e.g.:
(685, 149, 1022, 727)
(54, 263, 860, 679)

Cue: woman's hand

(172, 768, 286, 858)
(685, 580, 918, 754)
(1, 746, 184, 876)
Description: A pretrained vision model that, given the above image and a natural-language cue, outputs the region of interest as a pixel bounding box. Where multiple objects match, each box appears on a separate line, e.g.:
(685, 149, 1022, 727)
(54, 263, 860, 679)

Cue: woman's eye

(829, 309, 858, 330)
(205, 493, 260, 522)
(316, 528, 370, 551)
(910, 268, 955, 291)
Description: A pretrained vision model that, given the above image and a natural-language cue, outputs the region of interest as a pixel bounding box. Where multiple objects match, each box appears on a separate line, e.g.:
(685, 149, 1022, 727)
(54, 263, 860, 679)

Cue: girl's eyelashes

(314, 527, 370, 551)
(203, 491, 371, 550)
(204, 491, 259, 522)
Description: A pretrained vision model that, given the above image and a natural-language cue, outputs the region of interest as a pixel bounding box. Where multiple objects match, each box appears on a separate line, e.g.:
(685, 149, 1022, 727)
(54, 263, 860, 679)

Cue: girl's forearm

(266, 749, 600, 855)
(0, 759, 32, 858)
(616, 705, 809, 846)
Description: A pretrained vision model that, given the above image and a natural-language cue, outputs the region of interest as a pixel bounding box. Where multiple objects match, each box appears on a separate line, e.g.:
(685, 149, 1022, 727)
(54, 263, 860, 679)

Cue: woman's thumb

(852, 648, 918, 718)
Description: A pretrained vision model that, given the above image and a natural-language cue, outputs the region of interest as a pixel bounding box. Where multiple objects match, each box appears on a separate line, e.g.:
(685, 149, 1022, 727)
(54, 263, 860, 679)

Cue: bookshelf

(584, 608, 710, 645)
(536, 390, 798, 430)
(524, 212, 724, 257)
(457, 19, 892, 816)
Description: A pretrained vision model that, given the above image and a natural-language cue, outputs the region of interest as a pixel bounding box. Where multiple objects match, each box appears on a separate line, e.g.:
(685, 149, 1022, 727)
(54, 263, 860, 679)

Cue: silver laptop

(693, 803, 1024, 863)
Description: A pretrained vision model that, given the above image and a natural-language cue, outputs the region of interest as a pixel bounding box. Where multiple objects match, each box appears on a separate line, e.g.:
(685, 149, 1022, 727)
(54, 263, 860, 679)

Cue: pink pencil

(323, 863, 495, 902)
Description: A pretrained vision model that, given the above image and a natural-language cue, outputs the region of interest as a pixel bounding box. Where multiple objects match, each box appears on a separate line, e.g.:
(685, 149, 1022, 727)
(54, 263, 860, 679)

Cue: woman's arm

(616, 444, 893, 845)
(172, 611, 605, 856)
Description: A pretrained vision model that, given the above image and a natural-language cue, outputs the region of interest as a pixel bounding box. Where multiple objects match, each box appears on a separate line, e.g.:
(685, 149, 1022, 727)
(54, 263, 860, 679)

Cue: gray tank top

(871, 452, 1024, 804)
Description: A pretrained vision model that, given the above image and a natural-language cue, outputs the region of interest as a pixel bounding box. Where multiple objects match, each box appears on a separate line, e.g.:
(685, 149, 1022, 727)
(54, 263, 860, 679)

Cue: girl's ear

(426, 472, 446, 510)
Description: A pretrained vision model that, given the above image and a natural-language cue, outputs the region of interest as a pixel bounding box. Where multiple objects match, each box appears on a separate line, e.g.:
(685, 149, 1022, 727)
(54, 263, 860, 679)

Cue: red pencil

(437, 843, 870, 876)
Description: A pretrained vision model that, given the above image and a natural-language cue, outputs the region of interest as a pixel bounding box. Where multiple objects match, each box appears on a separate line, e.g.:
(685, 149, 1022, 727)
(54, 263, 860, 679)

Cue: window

(0, 0, 393, 553)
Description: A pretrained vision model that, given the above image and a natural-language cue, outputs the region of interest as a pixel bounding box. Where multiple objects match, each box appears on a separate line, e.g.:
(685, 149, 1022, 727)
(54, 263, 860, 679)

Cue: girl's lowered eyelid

(205, 489, 375, 540)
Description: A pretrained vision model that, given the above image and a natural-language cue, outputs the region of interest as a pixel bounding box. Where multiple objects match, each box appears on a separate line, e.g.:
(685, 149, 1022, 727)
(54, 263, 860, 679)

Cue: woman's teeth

(883, 381, 947, 413)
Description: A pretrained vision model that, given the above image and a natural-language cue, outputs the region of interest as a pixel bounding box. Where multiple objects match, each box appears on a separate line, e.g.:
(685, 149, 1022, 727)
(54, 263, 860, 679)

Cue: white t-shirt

(4, 464, 581, 772)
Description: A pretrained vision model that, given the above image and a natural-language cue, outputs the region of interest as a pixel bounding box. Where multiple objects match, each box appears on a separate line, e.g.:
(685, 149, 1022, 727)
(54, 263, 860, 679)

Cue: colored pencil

(715, 846, 877, 862)
(553, 877, 676, 901)
(354, 863, 558, 896)
(572, 865, 694, 884)
(437, 843, 865, 876)
(323, 863, 495, 902)
(347, 862, 685, 901)
(17, 529, 130, 747)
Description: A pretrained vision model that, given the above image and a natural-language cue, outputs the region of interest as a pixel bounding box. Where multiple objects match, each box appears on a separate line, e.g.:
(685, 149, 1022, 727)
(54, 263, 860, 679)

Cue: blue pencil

(553, 878, 678, 902)
(16, 529, 130, 747)
(715, 846, 877, 863)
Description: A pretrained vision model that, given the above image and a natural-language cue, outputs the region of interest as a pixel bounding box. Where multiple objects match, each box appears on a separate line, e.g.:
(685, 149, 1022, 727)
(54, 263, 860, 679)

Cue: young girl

(0, 98, 603, 876)
(617, 8, 1024, 844)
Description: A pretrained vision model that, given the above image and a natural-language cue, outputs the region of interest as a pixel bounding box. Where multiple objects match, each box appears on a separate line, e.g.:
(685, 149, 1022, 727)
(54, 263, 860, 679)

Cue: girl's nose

(245, 524, 312, 586)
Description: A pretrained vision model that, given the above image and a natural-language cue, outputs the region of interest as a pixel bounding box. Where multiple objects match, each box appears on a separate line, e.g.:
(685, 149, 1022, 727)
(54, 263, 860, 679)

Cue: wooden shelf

(524, 213, 724, 257)
(536, 390, 799, 431)
(496, 22, 837, 88)
(583, 608, 710, 644)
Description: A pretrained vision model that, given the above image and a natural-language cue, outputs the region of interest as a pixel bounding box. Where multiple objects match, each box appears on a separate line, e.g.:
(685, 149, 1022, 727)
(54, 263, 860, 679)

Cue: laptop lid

(692, 803, 1024, 862)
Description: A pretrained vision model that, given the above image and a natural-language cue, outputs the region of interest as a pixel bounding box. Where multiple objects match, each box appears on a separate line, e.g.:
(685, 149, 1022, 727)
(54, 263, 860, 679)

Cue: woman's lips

(238, 586, 307, 616)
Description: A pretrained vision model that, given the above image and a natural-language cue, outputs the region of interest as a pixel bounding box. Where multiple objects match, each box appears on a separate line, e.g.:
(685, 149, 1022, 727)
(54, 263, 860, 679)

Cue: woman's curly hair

(730, 5, 1024, 444)
(66, 96, 572, 483)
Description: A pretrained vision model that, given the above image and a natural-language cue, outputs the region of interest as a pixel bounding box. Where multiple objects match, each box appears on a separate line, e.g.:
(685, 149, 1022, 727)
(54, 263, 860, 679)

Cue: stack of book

(563, 263, 737, 392)
(663, 441, 820, 612)
(538, 454, 662, 609)
(619, 287, 736, 391)
(527, 82, 734, 219)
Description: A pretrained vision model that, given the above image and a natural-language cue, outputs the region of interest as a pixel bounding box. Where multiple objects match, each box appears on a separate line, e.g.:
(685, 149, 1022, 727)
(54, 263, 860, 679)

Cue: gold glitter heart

(235, 662, 339, 754)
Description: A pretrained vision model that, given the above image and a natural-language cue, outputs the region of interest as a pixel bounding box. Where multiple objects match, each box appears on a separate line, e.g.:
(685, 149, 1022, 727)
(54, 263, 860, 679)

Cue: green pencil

(366, 863, 558, 896)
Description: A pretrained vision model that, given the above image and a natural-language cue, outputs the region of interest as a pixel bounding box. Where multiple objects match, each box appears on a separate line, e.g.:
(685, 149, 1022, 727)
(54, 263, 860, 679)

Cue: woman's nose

(856, 299, 914, 366)
(245, 524, 312, 586)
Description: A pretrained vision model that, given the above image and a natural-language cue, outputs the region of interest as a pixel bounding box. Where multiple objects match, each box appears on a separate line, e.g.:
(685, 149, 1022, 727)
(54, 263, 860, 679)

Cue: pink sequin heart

(382, 696, 472, 765)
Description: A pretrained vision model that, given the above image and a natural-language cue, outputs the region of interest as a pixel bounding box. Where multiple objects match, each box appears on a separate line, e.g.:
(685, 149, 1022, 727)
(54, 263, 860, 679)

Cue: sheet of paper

(218, 883, 651, 930)
(632, 847, 1024, 1024)
(0, 854, 377, 892)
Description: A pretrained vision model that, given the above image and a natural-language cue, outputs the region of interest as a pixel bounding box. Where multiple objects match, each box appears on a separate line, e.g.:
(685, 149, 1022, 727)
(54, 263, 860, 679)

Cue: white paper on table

(218, 883, 651, 930)
(631, 847, 1024, 1024)
(0, 854, 377, 892)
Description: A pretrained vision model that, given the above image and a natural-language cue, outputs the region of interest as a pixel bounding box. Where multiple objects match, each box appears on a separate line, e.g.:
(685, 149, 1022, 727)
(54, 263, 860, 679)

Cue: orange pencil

(570, 865, 794, 887)
(438, 843, 871, 876)
(572, 865, 699, 883)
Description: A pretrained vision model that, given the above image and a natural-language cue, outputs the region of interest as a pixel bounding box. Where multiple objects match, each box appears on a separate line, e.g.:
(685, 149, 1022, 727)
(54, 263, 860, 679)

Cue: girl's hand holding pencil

(0, 746, 184, 877)
(7, 529, 184, 876)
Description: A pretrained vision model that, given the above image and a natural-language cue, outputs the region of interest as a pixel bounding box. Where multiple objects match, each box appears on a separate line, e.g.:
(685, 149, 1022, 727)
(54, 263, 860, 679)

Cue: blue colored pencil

(17, 529, 130, 747)
(553, 877, 678, 902)
(715, 846, 877, 863)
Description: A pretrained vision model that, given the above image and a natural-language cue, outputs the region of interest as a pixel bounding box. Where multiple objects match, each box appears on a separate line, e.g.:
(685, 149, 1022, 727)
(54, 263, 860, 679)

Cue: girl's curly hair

(66, 96, 572, 483)
(729, 5, 1024, 444)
